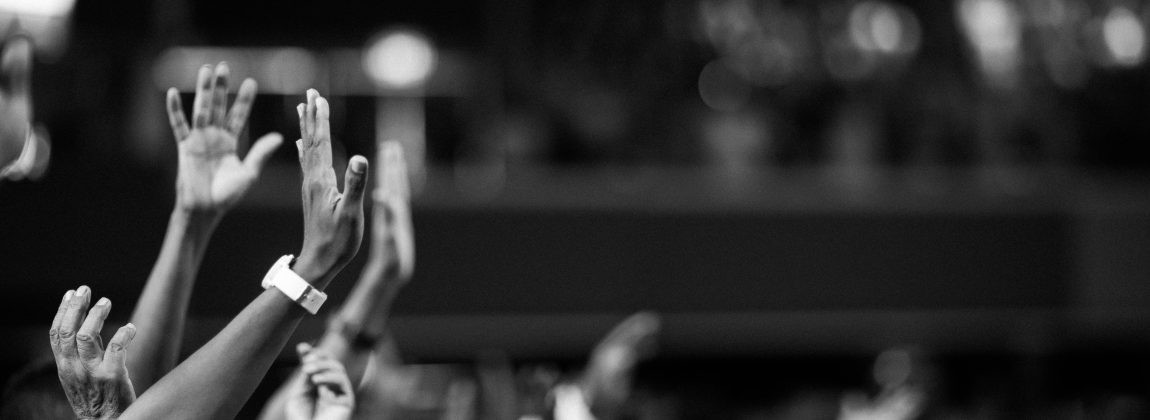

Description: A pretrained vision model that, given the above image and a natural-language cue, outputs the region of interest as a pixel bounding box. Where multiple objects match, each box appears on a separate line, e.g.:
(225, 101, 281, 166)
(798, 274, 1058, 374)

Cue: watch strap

(262, 255, 327, 315)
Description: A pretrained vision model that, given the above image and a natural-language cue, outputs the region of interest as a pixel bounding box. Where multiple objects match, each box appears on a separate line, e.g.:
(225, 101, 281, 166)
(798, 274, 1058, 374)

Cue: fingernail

(126, 323, 137, 338)
(96, 297, 109, 306)
(64, 290, 74, 300)
(350, 157, 367, 174)
(75, 286, 88, 297)
(317, 98, 329, 116)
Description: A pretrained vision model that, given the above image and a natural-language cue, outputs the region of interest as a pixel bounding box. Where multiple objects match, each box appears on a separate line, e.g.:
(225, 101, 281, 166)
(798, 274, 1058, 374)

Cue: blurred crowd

(3, 0, 1150, 419)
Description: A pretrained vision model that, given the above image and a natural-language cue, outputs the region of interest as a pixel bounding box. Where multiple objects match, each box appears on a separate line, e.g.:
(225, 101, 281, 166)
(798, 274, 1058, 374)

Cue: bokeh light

(1102, 6, 1146, 67)
(363, 29, 438, 90)
(698, 60, 751, 112)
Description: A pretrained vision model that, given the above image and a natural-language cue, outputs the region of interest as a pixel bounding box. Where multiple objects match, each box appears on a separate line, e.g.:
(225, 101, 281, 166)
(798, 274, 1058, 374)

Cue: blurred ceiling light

(0, 0, 75, 17)
(958, 0, 1022, 86)
(363, 29, 437, 91)
(1102, 6, 1145, 67)
(152, 47, 319, 94)
(698, 60, 751, 112)
(849, 2, 921, 55)
(959, 0, 1022, 53)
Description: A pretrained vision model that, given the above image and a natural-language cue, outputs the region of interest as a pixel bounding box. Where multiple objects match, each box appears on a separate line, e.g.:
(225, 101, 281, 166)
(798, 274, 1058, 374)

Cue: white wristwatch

(262, 255, 327, 315)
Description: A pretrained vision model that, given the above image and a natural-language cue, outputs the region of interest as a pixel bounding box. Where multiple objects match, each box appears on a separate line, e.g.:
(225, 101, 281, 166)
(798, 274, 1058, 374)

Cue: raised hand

(285, 343, 354, 420)
(293, 89, 369, 285)
(48, 286, 138, 419)
(580, 312, 662, 419)
(167, 62, 282, 216)
(369, 141, 415, 281)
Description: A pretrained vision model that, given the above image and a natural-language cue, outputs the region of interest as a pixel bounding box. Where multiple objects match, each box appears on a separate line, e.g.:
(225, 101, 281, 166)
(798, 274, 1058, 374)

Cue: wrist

(291, 254, 333, 288)
(171, 206, 223, 230)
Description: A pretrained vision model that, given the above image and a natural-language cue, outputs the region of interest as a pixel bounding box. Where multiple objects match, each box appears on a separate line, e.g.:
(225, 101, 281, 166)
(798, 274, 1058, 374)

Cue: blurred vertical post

(363, 28, 438, 193)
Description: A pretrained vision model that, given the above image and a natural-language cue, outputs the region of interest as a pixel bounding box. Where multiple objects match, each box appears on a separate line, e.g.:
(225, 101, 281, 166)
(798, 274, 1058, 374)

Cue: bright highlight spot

(849, 2, 920, 55)
(958, 0, 1022, 84)
(1103, 7, 1146, 66)
(363, 29, 438, 90)
(959, 0, 1021, 53)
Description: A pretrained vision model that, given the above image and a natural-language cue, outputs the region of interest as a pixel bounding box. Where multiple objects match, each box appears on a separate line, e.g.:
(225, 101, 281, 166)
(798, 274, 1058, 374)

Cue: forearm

(259, 262, 401, 420)
(122, 289, 303, 420)
(324, 261, 404, 383)
(336, 261, 402, 339)
(121, 259, 335, 420)
(128, 209, 219, 391)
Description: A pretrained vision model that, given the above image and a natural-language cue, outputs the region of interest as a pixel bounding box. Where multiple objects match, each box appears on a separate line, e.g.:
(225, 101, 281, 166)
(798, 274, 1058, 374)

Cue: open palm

(167, 63, 281, 214)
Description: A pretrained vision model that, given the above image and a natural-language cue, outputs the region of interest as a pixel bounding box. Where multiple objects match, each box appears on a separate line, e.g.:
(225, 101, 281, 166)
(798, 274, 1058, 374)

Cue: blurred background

(3, 0, 1150, 418)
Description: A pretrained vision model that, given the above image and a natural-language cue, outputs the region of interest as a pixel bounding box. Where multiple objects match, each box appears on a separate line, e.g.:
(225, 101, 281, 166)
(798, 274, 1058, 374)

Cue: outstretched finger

(191, 65, 213, 128)
(227, 78, 257, 135)
(1, 37, 32, 106)
(210, 62, 230, 126)
(296, 103, 306, 145)
(166, 88, 190, 140)
(310, 371, 351, 390)
(302, 356, 342, 374)
(49, 289, 74, 358)
(58, 285, 92, 359)
(76, 297, 111, 366)
(295, 342, 313, 358)
(304, 89, 318, 142)
(378, 141, 410, 201)
(101, 323, 136, 372)
(602, 312, 662, 348)
(342, 155, 369, 210)
(315, 95, 331, 144)
(242, 133, 283, 174)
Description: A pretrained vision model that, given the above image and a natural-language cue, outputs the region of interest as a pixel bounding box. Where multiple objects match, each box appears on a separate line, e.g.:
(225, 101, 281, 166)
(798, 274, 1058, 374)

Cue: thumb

(342, 155, 369, 209)
(242, 133, 283, 174)
(102, 323, 136, 372)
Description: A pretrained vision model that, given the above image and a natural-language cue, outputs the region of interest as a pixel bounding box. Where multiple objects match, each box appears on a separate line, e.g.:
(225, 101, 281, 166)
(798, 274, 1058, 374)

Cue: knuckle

(75, 332, 95, 343)
(107, 342, 124, 352)
(57, 329, 76, 340)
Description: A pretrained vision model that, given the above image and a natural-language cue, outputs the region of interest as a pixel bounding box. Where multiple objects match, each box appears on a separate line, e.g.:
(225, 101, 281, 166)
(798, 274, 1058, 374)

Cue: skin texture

(48, 86, 368, 420)
(285, 344, 355, 420)
(260, 141, 415, 420)
(48, 287, 137, 420)
(129, 62, 282, 394)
